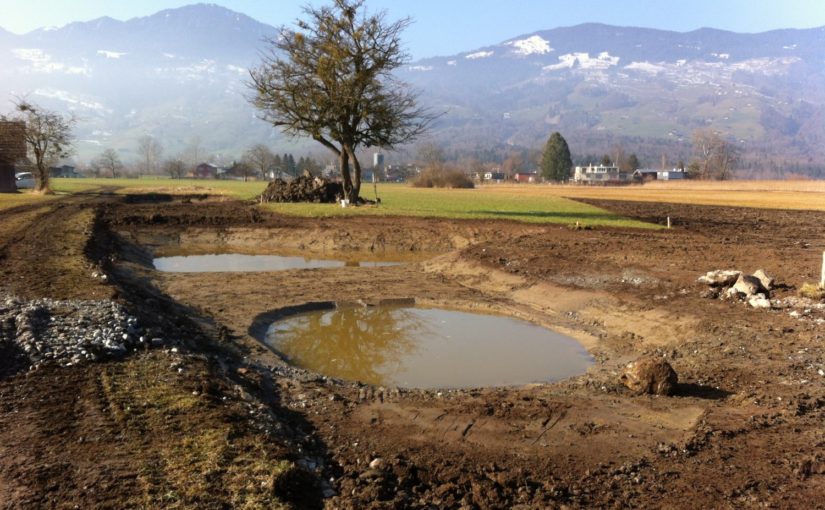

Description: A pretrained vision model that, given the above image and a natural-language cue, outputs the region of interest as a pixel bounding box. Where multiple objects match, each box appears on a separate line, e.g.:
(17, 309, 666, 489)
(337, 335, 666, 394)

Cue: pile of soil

(260, 173, 343, 203)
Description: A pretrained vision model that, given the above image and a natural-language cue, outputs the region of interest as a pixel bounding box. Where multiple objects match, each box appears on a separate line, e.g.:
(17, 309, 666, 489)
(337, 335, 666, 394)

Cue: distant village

(3, 116, 688, 193)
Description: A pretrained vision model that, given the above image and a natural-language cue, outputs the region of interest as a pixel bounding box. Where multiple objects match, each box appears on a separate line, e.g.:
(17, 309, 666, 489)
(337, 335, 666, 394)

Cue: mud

(1, 192, 825, 509)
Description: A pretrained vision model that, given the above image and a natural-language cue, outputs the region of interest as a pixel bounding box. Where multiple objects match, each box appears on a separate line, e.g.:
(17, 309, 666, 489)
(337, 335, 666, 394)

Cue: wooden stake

(667, 217, 671, 229)
(821, 251, 825, 288)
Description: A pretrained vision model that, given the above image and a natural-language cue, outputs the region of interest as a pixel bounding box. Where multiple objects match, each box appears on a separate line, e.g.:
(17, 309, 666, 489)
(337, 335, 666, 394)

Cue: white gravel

(1, 295, 164, 371)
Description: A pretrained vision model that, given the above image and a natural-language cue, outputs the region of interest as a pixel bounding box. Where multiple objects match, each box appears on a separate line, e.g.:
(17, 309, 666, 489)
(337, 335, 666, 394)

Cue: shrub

(798, 282, 825, 300)
(410, 165, 474, 189)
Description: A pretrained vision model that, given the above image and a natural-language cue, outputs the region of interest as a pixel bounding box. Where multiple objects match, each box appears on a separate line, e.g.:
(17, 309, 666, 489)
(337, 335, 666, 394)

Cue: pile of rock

(260, 172, 344, 203)
(698, 269, 775, 309)
(0, 295, 164, 372)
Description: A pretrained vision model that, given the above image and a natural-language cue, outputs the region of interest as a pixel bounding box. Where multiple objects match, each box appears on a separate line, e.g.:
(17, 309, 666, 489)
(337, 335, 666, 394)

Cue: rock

(733, 274, 766, 297)
(698, 270, 741, 287)
(0, 295, 144, 371)
(369, 458, 385, 469)
(752, 269, 774, 290)
(748, 294, 772, 309)
(620, 357, 678, 396)
(723, 286, 742, 300)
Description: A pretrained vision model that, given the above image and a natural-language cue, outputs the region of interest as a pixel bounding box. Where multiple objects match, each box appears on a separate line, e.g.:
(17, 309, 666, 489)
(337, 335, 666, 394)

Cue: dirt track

(1, 191, 825, 509)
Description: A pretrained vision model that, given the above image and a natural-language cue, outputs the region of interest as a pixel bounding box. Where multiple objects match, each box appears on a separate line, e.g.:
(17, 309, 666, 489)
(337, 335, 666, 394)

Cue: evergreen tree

(627, 153, 641, 171)
(273, 154, 282, 177)
(540, 132, 572, 182)
(287, 154, 297, 176)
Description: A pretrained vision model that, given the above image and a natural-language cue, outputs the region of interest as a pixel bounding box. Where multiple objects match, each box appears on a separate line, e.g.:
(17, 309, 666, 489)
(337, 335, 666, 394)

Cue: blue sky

(1, 0, 824, 59)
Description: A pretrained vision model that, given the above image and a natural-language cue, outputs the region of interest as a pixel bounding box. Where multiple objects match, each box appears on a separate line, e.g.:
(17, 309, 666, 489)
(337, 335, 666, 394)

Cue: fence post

(821, 251, 825, 288)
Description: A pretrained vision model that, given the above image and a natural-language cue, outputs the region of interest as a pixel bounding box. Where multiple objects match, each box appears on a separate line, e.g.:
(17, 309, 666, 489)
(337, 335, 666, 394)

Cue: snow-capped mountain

(0, 3, 282, 162)
(399, 24, 825, 174)
(1, 5, 823, 175)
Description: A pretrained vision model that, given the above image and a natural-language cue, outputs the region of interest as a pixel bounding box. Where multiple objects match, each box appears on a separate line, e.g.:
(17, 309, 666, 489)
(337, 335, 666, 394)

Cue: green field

(262, 184, 654, 228)
(0, 177, 658, 229)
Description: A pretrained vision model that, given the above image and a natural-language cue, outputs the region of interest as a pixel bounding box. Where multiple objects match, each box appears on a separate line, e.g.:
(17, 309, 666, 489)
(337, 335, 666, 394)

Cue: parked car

(15, 172, 35, 189)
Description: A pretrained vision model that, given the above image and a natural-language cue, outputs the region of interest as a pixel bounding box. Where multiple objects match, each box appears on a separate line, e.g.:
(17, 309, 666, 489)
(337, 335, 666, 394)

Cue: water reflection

(266, 307, 593, 389)
(153, 253, 400, 272)
(268, 306, 424, 385)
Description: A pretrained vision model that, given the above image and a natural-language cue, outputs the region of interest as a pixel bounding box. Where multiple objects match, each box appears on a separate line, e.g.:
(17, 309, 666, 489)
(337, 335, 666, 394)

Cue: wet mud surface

(1, 192, 825, 508)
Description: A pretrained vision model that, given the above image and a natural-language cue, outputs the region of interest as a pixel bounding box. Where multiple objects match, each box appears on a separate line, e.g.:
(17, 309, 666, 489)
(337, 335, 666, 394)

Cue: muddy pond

(153, 254, 401, 272)
(265, 306, 593, 389)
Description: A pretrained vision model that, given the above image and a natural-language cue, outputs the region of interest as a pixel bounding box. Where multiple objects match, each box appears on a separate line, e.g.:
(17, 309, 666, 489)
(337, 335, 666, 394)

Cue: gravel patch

(0, 295, 164, 371)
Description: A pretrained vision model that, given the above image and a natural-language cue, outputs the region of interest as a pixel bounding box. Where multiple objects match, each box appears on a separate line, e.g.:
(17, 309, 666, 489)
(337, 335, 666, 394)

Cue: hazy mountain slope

(1, 5, 822, 175)
(0, 3, 286, 163)
(398, 24, 825, 173)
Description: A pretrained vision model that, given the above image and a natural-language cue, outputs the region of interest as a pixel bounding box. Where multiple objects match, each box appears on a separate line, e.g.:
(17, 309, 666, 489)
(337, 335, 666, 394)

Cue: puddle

(153, 254, 401, 272)
(265, 306, 593, 389)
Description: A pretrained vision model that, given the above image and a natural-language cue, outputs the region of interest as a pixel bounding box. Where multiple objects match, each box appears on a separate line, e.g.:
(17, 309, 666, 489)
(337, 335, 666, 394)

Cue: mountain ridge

(0, 4, 822, 176)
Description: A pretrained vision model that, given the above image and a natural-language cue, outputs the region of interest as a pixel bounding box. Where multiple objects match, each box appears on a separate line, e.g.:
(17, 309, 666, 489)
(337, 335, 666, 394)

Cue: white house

(573, 164, 634, 184)
(657, 169, 686, 180)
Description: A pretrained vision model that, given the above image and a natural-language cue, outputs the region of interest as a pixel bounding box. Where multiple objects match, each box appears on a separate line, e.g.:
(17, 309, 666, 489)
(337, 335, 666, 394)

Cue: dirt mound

(260, 174, 343, 203)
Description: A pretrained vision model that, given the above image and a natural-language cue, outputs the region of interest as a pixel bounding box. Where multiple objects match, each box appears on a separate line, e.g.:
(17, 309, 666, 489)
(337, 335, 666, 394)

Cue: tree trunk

(33, 152, 50, 194)
(346, 146, 362, 203)
(339, 150, 353, 201)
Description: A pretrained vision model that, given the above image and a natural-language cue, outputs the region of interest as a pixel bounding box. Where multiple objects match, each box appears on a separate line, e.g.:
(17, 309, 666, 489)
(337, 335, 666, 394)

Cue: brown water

(153, 254, 401, 272)
(265, 306, 593, 389)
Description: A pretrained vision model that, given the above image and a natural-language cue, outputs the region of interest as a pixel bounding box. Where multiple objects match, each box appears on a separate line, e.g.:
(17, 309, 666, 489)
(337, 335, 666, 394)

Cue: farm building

(483, 171, 505, 182)
(0, 121, 26, 193)
(50, 165, 80, 178)
(634, 168, 659, 181)
(514, 172, 539, 183)
(634, 168, 686, 181)
(657, 169, 686, 180)
(191, 163, 225, 179)
(573, 164, 634, 185)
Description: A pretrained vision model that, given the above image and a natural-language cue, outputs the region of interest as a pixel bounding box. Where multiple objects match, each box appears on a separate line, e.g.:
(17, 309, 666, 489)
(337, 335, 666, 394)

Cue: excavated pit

(252, 301, 594, 389)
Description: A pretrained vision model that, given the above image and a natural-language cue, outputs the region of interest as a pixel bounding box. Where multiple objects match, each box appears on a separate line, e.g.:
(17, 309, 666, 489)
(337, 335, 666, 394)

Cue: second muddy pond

(265, 306, 593, 389)
(153, 254, 401, 272)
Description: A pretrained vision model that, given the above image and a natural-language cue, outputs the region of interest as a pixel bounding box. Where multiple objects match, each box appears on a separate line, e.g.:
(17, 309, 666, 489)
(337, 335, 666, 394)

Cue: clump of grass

(799, 282, 825, 300)
(410, 166, 474, 189)
(100, 354, 295, 508)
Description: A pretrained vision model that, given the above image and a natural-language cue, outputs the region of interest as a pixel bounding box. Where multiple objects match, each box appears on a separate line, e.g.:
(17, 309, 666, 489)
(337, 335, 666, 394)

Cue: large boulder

(752, 269, 774, 291)
(697, 270, 741, 287)
(748, 294, 772, 309)
(620, 357, 678, 396)
(732, 274, 767, 297)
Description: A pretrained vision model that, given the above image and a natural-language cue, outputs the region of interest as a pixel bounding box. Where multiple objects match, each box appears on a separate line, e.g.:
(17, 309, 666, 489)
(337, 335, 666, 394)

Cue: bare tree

(136, 135, 163, 178)
(229, 160, 256, 181)
(416, 142, 445, 170)
(96, 148, 122, 178)
(1, 99, 74, 193)
(692, 129, 739, 180)
(502, 151, 526, 178)
(243, 144, 277, 180)
(182, 136, 202, 169)
(248, 0, 432, 202)
(163, 158, 187, 179)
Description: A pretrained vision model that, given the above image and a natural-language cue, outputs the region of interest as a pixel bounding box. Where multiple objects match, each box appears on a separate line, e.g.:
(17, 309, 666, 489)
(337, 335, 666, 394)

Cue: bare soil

(1, 191, 824, 509)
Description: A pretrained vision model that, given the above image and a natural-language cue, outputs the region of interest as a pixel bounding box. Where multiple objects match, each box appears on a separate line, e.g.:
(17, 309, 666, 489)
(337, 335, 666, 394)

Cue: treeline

(77, 138, 326, 180)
